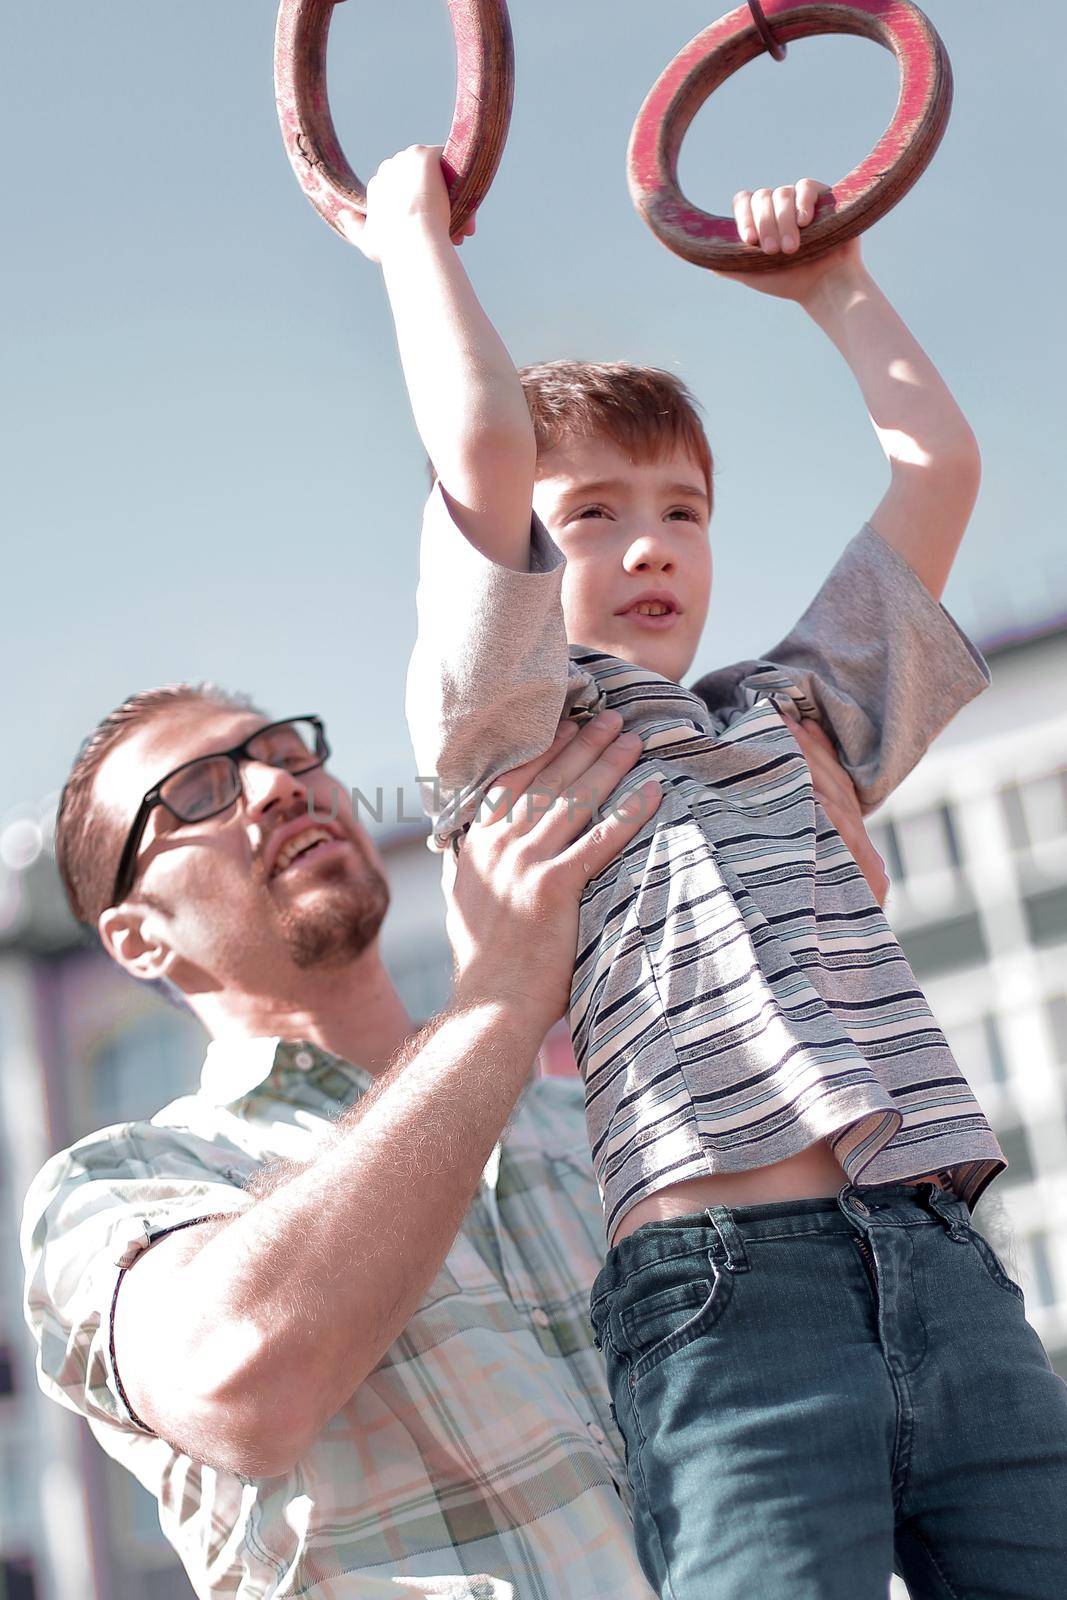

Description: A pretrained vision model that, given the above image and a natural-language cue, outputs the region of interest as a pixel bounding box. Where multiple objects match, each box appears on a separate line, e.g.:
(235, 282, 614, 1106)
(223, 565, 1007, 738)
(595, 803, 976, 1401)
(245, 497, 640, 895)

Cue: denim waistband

(595, 1183, 970, 1293)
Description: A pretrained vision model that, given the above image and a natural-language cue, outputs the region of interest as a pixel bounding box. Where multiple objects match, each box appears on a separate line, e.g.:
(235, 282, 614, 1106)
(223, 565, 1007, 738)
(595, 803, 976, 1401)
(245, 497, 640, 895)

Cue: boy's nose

(624, 535, 676, 575)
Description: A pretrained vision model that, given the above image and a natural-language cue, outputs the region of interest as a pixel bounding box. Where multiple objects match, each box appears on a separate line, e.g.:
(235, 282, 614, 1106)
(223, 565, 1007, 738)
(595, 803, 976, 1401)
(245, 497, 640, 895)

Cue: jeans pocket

(617, 1260, 732, 1385)
(966, 1227, 1025, 1301)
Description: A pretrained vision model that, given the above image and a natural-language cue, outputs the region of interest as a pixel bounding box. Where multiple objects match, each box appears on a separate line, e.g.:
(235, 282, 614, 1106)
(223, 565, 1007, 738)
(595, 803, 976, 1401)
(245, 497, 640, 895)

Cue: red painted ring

(628, 0, 952, 272)
(275, 0, 514, 240)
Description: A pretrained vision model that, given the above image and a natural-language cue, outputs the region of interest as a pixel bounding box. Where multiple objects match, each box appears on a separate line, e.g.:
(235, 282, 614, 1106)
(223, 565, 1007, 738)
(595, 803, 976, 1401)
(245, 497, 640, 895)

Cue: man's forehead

(94, 704, 267, 822)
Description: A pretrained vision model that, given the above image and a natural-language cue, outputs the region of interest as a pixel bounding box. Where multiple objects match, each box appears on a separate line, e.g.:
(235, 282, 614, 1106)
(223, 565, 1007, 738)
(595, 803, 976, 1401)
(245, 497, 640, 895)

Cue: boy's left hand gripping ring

(275, 0, 514, 239)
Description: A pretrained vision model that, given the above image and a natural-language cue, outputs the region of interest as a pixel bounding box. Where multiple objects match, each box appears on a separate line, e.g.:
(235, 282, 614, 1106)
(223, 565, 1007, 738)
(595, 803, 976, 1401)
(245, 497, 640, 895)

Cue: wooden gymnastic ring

(628, 0, 952, 272)
(275, 0, 514, 239)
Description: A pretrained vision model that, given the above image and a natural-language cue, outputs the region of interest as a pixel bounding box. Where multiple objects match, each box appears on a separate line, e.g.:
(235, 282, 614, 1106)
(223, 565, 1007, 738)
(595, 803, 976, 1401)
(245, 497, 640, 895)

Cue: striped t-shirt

(408, 489, 1005, 1241)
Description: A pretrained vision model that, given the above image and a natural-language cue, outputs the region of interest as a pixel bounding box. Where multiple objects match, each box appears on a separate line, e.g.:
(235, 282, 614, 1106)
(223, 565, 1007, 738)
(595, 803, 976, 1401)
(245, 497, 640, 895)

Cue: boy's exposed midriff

(611, 1141, 943, 1247)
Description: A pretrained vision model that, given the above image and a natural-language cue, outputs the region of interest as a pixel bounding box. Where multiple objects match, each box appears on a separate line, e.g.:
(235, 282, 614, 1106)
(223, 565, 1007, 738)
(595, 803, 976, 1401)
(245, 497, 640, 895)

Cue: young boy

(350, 148, 1067, 1598)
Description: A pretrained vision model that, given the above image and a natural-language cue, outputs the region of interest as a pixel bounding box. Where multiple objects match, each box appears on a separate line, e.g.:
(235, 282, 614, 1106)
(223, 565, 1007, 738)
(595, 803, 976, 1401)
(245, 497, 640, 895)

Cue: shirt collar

(199, 1035, 371, 1105)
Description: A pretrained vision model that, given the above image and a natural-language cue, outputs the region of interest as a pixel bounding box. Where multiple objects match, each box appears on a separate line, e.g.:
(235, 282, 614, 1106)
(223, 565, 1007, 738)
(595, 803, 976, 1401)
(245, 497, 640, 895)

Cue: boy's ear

(97, 903, 177, 984)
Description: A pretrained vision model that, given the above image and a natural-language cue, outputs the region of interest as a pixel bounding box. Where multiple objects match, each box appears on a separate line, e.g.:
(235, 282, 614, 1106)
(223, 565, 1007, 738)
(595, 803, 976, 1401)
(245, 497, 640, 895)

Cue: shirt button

(294, 1050, 314, 1070)
(531, 1308, 550, 1328)
(588, 1423, 607, 1445)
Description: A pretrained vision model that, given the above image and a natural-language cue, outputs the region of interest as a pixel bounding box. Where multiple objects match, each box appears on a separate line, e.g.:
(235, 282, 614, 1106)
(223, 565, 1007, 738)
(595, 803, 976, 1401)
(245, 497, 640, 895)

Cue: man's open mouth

(270, 826, 341, 877)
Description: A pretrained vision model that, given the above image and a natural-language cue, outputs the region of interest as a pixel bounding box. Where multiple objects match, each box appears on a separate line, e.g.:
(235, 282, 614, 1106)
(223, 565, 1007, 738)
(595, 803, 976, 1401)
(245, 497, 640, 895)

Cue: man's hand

(791, 718, 889, 907)
(341, 144, 476, 265)
(448, 711, 662, 1032)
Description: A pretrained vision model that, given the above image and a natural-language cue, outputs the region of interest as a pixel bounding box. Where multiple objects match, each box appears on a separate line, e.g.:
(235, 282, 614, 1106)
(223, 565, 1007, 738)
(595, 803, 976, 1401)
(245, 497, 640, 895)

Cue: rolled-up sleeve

(693, 525, 989, 812)
(406, 484, 598, 846)
(21, 1123, 251, 1436)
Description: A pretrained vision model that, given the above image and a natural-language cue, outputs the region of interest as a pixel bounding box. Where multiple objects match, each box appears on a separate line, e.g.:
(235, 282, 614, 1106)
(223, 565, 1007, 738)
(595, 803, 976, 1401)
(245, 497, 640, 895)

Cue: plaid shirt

(22, 1037, 654, 1599)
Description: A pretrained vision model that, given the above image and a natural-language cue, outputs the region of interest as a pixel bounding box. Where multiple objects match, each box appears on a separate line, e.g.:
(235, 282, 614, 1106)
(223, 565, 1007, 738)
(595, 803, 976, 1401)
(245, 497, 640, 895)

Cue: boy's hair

(518, 361, 714, 499)
(56, 683, 262, 928)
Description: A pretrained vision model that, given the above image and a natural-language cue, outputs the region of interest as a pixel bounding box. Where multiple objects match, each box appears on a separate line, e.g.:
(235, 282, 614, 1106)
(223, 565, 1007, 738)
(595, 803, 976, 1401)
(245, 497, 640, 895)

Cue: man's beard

(272, 853, 390, 970)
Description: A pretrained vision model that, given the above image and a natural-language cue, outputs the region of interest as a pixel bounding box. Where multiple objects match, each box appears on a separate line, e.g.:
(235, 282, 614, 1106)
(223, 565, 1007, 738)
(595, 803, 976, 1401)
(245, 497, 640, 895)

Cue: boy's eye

(574, 504, 611, 520)
(666, 506, 701, 522)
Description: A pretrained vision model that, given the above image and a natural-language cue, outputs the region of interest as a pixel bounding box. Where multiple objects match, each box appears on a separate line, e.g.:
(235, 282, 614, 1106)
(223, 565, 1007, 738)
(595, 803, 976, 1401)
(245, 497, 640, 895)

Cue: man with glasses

(22, 682, 888, 1598)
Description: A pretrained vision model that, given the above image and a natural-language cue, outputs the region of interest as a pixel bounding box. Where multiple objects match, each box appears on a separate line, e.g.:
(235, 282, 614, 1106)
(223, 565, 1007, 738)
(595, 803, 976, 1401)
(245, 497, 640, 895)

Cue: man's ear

(97, 903, 177, 983)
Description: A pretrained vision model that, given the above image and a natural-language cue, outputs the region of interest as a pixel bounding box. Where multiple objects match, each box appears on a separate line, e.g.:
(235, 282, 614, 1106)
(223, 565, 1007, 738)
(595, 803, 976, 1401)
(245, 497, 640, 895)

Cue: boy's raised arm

(347, 145, 536, 572)
(724, 181, 982, 600)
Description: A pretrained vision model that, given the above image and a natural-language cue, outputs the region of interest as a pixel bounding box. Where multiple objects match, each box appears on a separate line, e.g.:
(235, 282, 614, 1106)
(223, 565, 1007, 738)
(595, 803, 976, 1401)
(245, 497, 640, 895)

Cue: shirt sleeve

(406, 483, 600, 847)
(691, 524, 990, 812)
(21, 1121, 252, 1437)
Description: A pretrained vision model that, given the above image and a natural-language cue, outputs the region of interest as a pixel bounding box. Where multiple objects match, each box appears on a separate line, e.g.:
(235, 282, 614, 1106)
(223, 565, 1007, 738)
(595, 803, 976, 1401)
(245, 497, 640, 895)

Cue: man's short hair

(56, 683, 262, 928)
(518, 360, 714, 501)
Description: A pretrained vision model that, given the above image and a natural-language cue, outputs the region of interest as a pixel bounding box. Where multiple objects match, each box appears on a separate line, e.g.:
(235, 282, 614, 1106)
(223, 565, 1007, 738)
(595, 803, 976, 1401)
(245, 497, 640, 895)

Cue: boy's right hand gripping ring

(628, 0, 952, 271)
(275, 0, 514, 240)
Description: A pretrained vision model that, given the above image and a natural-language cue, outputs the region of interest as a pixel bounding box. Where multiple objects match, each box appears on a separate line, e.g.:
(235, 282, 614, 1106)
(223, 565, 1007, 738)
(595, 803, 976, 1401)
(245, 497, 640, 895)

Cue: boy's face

(532, 435, 712, 683)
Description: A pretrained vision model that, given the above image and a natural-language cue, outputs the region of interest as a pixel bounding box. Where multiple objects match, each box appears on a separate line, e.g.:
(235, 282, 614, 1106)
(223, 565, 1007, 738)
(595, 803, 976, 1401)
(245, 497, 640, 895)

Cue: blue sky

(3, 1, 1065, 830)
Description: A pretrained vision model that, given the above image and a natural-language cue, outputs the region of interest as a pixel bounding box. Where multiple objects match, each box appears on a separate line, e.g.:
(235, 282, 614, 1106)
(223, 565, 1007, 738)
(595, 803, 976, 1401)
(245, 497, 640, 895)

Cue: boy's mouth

(616, 591, 682, 628)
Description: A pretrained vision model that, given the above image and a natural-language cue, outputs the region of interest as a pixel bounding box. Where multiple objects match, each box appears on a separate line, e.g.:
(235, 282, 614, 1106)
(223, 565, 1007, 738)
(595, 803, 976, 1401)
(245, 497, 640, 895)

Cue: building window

(1000, 784, 1030, 852)
(981, 1015, 1009, 1085)
(898, 914, 988, 979)
(948, 1014, 1010, 1099)
(0, 1557, 38, 1600)
(869, 819, 905, 885)
(1001, 769, 1067, 851)
(895, 804, 963, 880)
(91, 1011, 203, 1130)
(1023, 886, 1067, 949)
(1022, 770, 1067, 845)
(1029, 1234, 1058, 1310)
(996, 1126, 1035, 1186)
(1047, 996, 1067, 1062)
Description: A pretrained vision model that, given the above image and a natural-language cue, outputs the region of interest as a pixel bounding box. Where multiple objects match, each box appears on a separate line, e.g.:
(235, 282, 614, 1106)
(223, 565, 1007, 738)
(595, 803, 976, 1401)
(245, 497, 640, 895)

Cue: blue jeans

(589, 1184, 1067, 1599)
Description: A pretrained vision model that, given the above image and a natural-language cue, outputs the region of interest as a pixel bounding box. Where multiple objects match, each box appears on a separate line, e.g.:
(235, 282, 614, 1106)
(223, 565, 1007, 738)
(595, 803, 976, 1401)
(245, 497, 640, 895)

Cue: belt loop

(705, 1206, 750, 1273)
(920, 1182, 968, 1242)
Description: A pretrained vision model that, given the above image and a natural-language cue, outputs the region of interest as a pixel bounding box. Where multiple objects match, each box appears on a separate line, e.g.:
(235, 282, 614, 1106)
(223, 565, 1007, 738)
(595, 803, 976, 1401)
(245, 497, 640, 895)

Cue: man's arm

(727, 181, 982, 599)
(113, 716, 657, 1479)
(347, 144, 535, 571)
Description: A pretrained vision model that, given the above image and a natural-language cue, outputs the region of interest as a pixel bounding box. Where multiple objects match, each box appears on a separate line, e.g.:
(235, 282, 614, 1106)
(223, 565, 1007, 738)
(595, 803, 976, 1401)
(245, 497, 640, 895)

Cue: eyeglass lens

(159, 719, 323, 823)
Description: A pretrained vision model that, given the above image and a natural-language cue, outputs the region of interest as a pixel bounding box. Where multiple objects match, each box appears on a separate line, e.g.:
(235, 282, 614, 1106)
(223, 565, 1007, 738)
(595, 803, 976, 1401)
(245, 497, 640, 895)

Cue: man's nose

(623, 534, 677, 575)
(240, 760, 310, 818)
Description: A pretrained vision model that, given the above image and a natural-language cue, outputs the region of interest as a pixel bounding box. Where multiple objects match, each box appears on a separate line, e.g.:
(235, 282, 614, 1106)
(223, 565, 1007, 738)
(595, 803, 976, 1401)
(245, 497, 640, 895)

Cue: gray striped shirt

(408, 489, 1005, 1239)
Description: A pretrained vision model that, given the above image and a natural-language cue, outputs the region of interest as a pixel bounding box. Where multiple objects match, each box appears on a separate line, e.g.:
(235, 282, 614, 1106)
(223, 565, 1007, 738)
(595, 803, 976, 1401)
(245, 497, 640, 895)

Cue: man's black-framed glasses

(110, 715, 331, 909)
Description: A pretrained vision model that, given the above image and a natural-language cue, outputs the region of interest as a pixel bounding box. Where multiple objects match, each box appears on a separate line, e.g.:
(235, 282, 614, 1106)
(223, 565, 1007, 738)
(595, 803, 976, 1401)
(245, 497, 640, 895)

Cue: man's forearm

(802, 264, 981, 598)
(116, 994, 546, 1476)
(381, 219, 535, 570)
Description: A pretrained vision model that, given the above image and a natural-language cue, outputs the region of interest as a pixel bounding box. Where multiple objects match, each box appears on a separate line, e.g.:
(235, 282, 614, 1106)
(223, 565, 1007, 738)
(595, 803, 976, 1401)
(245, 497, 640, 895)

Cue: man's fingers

(477, 721, 581, 827)
(791, 720, 850, 801)
(529, 728, 646, 850)
(562, 779, 662, 886)
(534, 711, 632, 800)
(476, 713, 636, 838)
